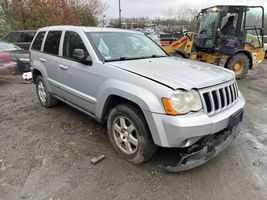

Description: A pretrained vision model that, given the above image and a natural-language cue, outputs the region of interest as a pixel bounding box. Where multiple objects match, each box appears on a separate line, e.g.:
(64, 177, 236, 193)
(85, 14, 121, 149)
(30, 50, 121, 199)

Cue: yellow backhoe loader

(163, 5, 265, 79)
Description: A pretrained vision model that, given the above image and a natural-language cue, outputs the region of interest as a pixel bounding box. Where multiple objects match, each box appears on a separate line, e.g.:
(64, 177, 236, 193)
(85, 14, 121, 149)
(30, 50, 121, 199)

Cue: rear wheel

(36, 76, 58, 107)
(107, 103, 157, 164)
(226, 53, 250, 79)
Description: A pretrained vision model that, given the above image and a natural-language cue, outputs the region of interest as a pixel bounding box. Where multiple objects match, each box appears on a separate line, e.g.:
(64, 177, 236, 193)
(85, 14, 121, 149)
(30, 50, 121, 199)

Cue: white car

(30, 26, 245, 172)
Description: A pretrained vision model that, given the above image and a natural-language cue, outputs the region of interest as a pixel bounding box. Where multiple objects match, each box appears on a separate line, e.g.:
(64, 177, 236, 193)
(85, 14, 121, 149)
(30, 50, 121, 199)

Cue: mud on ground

(0, 62, 267, 200)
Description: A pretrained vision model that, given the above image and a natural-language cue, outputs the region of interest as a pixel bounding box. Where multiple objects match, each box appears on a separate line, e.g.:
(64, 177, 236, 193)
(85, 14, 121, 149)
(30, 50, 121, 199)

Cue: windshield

(245, 7, 264, 48)
(246, 7, 263, 28)
(198, 11, 220, 37)
(0, 41, 21, 52)
(86, 32, 167, 62)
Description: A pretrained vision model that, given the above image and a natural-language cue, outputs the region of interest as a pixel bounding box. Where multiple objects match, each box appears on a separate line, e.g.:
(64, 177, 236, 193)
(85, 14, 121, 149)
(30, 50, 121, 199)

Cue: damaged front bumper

(161, 109, 244, 173)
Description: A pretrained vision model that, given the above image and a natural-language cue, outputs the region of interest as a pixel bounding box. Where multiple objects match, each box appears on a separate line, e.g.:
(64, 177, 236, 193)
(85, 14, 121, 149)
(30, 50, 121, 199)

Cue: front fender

(95, 79, 166, 119)
(95, 79, 171, 146)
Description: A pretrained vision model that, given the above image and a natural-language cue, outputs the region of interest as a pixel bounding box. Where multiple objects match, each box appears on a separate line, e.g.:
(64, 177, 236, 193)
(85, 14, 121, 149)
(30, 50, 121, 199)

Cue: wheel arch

(99, 94, 149, 124)
(32, 69, 42, 84)
(97, 90, 165, 146)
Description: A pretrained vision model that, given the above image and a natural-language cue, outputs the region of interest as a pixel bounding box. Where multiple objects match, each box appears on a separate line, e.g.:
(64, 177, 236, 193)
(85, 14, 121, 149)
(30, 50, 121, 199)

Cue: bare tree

(73, 0, 108, 19)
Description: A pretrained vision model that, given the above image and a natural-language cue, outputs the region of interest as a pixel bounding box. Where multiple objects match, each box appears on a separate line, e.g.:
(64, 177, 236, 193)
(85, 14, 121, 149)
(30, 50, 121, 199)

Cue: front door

(58, 31, 97, 115)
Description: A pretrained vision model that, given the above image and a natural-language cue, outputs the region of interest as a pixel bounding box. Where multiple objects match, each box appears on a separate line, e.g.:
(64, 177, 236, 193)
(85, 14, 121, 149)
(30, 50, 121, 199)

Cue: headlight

(162, 89, 202, 115)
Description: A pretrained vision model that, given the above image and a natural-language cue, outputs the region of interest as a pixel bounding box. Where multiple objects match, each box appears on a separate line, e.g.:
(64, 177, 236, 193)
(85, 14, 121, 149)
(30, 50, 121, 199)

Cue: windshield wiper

(105, 57, 138, 62)
(151, 55, 167, 58)
(105, 55, 167, 62)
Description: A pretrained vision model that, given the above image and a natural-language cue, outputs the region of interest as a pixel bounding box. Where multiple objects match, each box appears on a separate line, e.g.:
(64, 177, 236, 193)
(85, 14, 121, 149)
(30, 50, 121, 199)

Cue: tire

(226, 53, 250, 79)
(107, 103, 157, 164)
(36, 76, 58, 108)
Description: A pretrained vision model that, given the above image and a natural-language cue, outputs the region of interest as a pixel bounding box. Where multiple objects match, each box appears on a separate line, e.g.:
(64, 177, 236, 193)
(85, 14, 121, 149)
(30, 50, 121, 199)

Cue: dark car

(0, 41, 30, 73)
(2, 30, 36, 50)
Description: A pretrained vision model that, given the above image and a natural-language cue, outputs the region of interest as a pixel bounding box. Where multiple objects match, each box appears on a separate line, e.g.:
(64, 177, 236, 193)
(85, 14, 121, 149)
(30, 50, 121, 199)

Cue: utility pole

(103, 15, 106, 27)
(119, 0, 122, 28)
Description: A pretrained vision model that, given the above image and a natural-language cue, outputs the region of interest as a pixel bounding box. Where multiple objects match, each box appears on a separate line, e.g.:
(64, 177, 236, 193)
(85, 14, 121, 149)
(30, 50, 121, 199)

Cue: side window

(32, 31, 45, 51)
(4, 32, 19, 43)
(221, 13, 238, 35)
(43, 31, 62, 55)
(18, 32, 35, 43)
(63, 31, 89, 61)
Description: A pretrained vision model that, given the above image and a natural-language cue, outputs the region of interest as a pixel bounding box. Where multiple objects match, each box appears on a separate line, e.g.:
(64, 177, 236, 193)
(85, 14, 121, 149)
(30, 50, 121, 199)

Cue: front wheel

(226, 54, 250, 79)
(107, 103, 157, 164)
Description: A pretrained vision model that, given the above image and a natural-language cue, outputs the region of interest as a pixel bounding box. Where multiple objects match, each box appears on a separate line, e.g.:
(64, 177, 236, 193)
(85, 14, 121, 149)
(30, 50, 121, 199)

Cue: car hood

(107, 57, 235, 90)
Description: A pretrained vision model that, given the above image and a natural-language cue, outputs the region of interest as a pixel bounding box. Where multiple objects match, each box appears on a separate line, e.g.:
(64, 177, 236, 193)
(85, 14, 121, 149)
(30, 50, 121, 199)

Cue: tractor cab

(194, 5, 264, 53)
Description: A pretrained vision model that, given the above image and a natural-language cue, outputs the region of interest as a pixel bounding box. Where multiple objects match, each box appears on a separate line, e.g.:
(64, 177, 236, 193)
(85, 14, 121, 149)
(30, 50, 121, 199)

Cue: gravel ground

(0, 62, 267, 200)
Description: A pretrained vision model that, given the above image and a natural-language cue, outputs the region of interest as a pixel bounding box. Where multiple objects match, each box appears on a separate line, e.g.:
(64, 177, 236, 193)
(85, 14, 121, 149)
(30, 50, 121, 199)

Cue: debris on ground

(90, 154, 105, 165)
(22, 72, 32, 81)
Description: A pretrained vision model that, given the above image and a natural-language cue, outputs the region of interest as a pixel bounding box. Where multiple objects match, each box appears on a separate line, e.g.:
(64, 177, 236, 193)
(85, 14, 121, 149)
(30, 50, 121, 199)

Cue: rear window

(32, 32, 46, 51)
(43, 31, 62, 55)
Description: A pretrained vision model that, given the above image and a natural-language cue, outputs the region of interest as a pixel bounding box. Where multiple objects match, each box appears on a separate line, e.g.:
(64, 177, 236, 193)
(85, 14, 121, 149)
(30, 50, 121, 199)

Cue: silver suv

(30, 26, 245, 172)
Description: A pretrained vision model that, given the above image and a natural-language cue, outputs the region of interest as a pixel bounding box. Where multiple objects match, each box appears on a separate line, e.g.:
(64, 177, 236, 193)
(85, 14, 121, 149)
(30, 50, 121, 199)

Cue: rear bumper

(17, 61, 31, 73)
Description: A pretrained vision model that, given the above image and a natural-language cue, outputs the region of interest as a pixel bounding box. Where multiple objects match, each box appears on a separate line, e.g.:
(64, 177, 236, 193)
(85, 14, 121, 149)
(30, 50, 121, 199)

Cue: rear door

(41, 31, 62, 95)
(57, 31, 97, 114)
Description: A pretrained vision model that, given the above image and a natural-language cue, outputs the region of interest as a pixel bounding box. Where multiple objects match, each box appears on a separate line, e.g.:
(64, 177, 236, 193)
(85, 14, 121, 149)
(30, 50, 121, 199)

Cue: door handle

(40, 58, 46, 62)
(59, 64, 68, 70)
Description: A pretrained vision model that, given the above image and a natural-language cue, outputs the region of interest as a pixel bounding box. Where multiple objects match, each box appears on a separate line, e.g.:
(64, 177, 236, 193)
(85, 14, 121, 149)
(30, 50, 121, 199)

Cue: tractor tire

(226, 53, 250, 79)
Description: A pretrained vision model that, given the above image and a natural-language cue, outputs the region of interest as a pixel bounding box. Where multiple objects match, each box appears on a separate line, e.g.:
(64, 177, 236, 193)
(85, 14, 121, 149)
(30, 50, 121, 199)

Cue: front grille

(200, 81, 239, 116)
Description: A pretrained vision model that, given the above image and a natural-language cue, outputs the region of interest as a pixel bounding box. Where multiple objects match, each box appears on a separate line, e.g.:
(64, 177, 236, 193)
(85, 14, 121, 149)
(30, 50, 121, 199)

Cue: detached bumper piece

(161, 109, 243, 173)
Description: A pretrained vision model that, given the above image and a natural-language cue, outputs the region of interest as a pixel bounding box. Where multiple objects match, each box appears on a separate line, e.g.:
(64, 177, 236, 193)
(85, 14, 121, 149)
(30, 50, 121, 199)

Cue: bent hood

(108, 57, 235, 90)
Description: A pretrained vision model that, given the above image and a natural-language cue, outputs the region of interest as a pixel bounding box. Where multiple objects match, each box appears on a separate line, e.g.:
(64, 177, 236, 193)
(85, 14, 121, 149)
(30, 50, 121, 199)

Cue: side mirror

(73, 48, 92, 65)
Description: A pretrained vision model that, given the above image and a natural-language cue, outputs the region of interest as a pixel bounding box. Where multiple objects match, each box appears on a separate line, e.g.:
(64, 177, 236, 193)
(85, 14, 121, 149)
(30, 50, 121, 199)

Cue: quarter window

(63, 31, 89, 61)
(43, 31, 62, 55)
(32, 31, 45, 51)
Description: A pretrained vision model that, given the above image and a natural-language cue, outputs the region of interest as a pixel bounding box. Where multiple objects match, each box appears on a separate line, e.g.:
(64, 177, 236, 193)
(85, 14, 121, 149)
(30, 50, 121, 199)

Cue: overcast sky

(102, 0, 266, 18)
